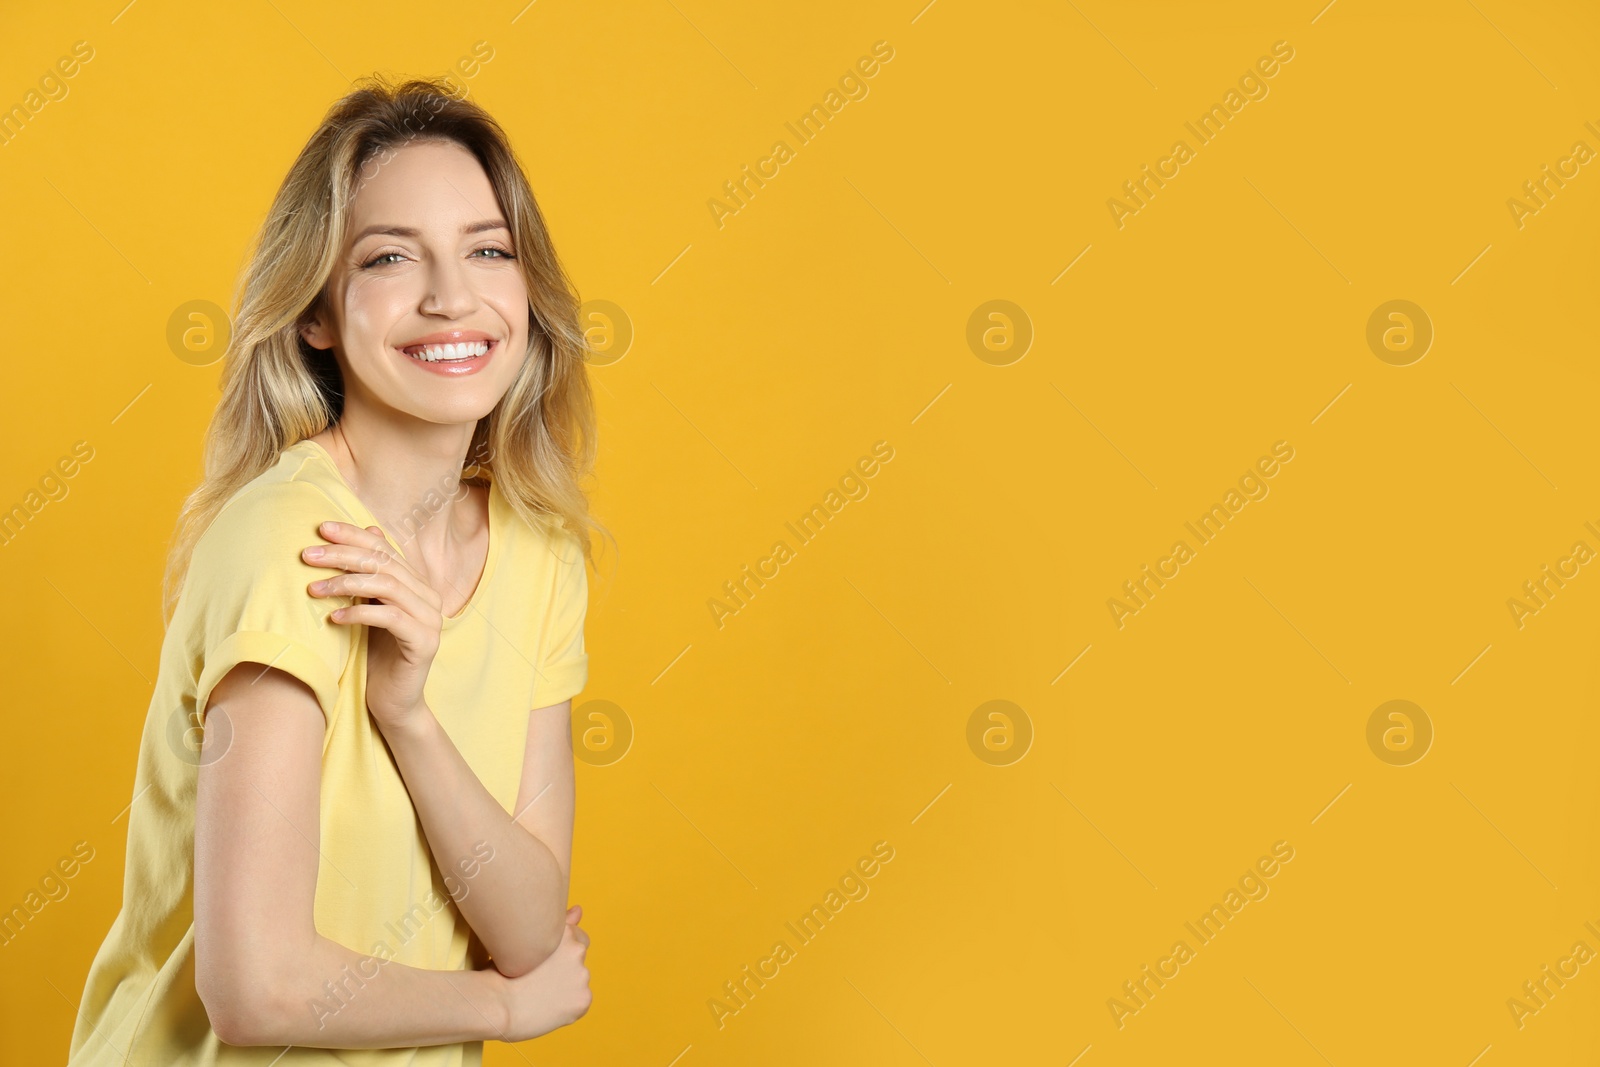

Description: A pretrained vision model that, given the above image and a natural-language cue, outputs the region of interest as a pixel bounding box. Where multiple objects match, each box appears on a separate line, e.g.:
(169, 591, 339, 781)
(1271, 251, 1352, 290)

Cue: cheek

(342, 285, 415, 351)
(484, 273, 530, 322)
(484, 281, 532, 349)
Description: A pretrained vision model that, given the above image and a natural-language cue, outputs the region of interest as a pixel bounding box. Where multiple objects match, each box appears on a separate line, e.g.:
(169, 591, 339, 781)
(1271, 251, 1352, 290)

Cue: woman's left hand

(304, 521, 442, 735)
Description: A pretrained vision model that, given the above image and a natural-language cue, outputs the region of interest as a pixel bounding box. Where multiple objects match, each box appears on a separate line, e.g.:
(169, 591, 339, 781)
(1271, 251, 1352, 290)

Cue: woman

(67, 75, 608, 1065)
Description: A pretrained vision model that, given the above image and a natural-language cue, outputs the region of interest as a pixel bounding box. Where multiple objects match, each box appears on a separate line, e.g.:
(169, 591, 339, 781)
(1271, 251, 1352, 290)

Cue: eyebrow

(351, 218, 510, 243)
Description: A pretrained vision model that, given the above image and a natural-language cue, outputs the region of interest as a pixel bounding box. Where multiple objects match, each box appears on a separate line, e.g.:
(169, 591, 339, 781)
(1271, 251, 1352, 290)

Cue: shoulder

(190, 446, 364, 575)
(502, 501, 587, 592)
(182, 447, 360, 721)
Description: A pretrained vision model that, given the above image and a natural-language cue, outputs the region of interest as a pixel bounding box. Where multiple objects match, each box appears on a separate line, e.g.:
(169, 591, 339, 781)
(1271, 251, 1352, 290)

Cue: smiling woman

(65, 75, 612, 1066)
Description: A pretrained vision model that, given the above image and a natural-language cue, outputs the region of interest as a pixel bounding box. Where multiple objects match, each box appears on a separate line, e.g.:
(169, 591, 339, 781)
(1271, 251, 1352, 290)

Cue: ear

(299, 311, 335, 352)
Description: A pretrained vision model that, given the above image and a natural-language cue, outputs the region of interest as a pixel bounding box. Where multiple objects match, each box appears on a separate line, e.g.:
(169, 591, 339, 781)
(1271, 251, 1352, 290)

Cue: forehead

(346, 139, 501, 234)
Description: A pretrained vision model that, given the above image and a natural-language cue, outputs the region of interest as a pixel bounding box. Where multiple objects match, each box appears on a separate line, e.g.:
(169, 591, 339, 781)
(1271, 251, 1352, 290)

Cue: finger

(365, 524, 399, 553)
(327, 603, 439, 650)
(364, 524, 421, 573)
(310, 570, 437, 620)
(317, 521, 412, 566)
(321, 518, 403, 556)
(315, 519, 388, 548)
(567, 904, 583, 923)
(304, 544, 441, 613)
(315, 577, 440, 638)
(307, 525, 430, 589)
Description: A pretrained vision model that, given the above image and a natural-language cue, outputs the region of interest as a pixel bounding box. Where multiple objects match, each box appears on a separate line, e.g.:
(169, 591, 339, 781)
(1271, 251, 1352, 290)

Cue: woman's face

(300, 138, 529, 429)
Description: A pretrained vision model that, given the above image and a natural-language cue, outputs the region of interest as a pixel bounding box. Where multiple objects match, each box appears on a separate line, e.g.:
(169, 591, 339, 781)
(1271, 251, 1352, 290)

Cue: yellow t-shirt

(67, 438, 590, 1067)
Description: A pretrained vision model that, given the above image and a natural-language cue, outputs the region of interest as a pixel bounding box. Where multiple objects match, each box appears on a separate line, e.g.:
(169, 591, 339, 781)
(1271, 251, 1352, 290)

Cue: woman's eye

(359, 247, 514, 269)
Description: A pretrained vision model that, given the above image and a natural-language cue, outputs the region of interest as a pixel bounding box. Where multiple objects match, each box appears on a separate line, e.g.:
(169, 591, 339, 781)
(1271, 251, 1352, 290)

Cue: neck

(310, 408, 482, 560)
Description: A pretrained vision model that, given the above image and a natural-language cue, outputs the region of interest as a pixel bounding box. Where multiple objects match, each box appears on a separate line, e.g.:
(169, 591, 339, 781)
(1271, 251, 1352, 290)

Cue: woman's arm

(193, 664, 588, 1047)
(303, 520, 576, 977)
(380, 697, 574, 978)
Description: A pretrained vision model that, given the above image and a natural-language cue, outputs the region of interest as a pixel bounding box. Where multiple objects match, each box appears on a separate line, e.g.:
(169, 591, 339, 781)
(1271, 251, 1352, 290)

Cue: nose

(421, 255, 477, 318)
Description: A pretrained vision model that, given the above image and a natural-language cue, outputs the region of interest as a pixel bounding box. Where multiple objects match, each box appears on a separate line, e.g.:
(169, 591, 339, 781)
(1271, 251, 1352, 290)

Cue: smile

(403, 340, 492, 362)
(397, 338, 498, 376)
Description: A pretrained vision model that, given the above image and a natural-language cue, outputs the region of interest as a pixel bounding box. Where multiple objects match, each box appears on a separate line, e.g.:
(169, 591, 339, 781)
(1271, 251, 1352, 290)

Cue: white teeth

(405, 341, 491, 362)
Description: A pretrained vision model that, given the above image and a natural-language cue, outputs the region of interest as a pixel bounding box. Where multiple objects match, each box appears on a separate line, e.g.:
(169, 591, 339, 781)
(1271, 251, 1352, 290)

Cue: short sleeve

(188, 481, 357, 726)
(530, 533, 589, 709)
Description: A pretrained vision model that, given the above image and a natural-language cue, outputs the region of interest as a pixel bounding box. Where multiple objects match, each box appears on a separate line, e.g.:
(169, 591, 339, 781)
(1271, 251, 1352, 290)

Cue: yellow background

(2, 1, 1598, 1063)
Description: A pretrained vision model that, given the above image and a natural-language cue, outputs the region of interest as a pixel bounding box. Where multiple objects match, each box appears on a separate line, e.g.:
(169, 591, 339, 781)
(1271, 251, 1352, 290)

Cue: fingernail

(304, 546, 325, 559)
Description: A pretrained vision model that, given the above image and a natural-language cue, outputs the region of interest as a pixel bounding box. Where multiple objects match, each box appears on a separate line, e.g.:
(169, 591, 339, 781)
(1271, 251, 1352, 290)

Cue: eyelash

(359, 245, 516, 269)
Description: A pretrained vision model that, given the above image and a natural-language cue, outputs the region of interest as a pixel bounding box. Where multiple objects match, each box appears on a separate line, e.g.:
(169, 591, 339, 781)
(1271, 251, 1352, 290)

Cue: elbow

(200, 974, 293, 1047)
(492, 945, 550, 981)
(206, 1003, 275, 1048)
(196, 939, 297, 1046)
(201, 983, 287, 1047)
(493, 917, 566, 980)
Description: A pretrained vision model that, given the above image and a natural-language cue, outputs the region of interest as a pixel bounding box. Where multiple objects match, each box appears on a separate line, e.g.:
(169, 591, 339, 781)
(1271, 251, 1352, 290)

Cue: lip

(397, 334, 499, 377)
(397, 328, 498, 350)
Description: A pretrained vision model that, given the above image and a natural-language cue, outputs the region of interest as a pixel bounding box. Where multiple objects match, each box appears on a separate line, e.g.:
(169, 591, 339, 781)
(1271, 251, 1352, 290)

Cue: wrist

(461, 964, 512, 1040)
(380, 702, 439, 749)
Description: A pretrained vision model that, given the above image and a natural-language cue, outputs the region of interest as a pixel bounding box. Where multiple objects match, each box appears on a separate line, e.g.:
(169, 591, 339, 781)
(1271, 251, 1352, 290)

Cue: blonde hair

(161, 74, 610, 624)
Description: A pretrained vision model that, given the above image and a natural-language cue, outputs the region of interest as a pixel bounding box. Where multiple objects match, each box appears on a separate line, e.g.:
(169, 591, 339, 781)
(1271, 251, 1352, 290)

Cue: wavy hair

(161, 74, 609, 623)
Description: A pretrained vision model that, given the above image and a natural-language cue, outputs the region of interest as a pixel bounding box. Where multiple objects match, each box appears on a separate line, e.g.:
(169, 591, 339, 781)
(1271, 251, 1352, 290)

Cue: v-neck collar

(293, 438, 502, 629)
